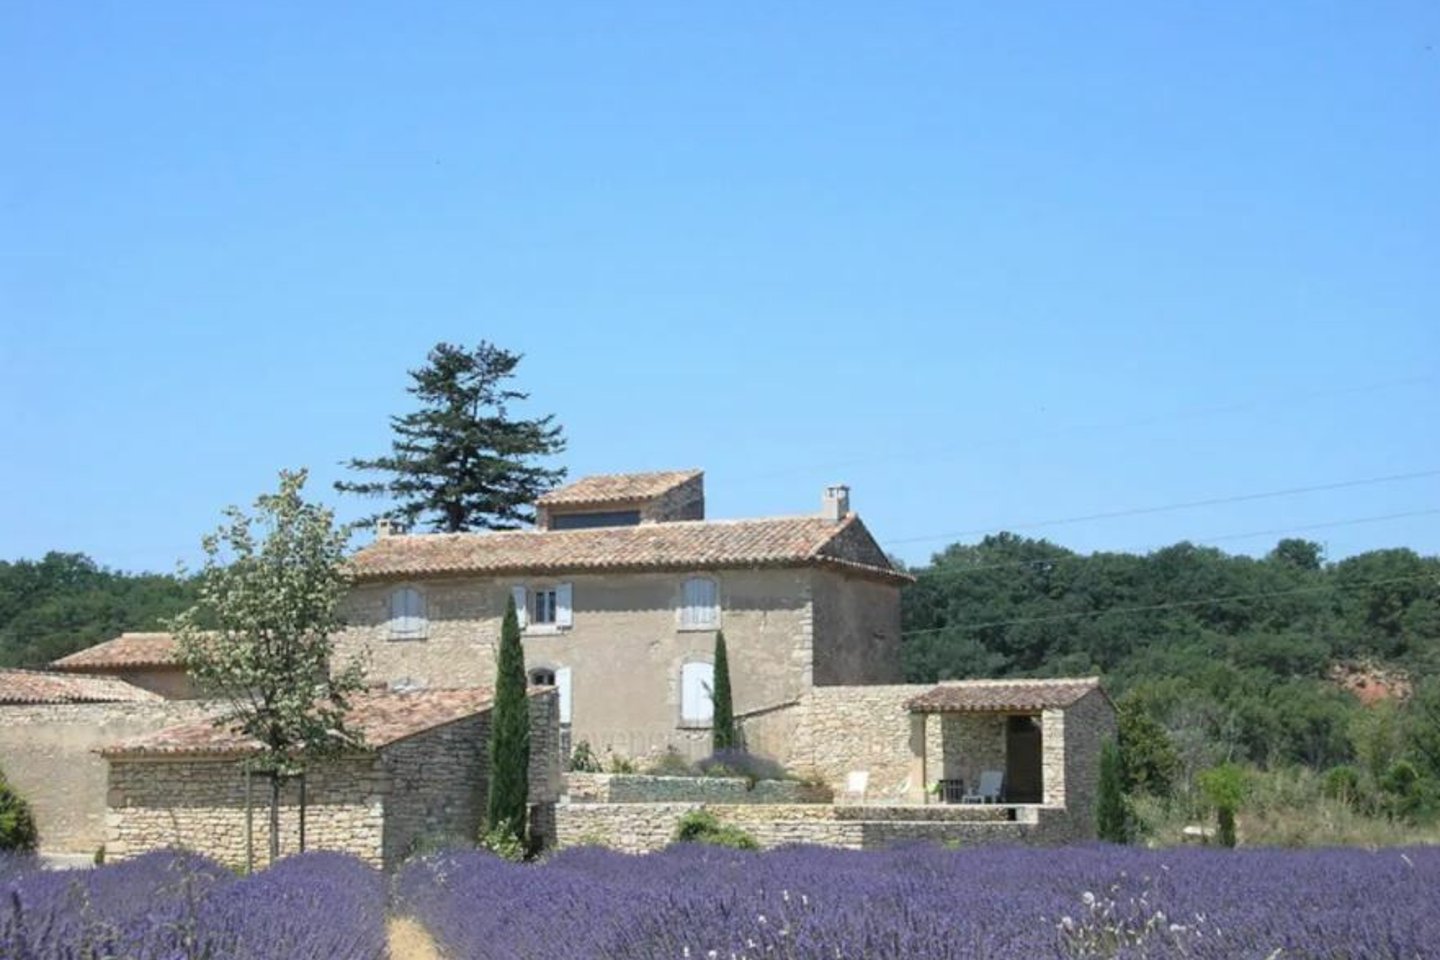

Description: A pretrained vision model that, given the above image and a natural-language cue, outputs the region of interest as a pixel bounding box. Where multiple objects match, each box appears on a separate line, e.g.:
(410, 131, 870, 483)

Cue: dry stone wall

(791, 685, 931, 802)
(564, 773, 826, 804)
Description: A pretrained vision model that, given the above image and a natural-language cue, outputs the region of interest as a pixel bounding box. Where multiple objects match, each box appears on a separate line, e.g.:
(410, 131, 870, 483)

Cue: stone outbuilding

(51, 632, 198, 699)
(0, 669, 204, 855)
(102, 686, 561, 869)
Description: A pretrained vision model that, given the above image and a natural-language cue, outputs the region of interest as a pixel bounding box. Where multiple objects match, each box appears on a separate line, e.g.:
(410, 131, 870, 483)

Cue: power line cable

(885, 468, 1440, 546)
(897, 507, 1440, 585)
(898, 572, 1436, 639)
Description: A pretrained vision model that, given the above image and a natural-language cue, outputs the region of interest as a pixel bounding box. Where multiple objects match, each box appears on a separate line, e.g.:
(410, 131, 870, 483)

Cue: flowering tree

(170, 469, 366, 867)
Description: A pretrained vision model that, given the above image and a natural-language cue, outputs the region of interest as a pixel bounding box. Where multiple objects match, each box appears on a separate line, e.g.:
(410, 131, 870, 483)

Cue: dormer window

(388, 586, 427, 640)
(678, 576, 720, 631)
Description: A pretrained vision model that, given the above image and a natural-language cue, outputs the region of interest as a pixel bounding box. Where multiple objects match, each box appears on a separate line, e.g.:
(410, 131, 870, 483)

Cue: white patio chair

(961, 770, 1004, 804)
(843, 770, 869, 803)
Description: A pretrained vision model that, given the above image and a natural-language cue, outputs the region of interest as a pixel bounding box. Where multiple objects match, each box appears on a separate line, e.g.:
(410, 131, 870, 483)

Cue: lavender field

(5, 844, 1438, 959)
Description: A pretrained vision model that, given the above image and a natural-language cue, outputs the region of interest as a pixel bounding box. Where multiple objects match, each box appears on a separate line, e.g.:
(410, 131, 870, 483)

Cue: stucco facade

(337, 565, 901, 764)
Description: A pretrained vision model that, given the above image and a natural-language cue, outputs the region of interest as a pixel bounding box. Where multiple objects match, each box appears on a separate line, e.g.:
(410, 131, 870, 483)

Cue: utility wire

(898, 573, 1437, 639)
(897, 507, 1440, 585)
(885, 468, 1440, 546)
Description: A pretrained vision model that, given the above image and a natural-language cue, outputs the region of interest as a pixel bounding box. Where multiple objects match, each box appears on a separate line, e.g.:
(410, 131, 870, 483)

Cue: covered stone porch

(900, 680, 1100, 808)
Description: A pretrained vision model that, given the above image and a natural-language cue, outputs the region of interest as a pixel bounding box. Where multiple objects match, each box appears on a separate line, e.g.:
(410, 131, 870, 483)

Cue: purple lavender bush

(0, 849, 386, 960)
(398, 843, 1440, 959)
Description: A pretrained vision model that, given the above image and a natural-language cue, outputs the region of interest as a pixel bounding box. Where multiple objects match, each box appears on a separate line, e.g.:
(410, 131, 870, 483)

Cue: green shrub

(645, 747, 697, 777)
(1198, 763, 1249, 848)
(673, 809, 759, 850)
(1378, 760, 1438, 822)
(478, 821, 527, 862)
(1116, 695, 1180, 798)
(0, 764, 38, 853)
(568, 740, 602, 773)
(1097, 739, 1133, 843)
(1321, 765, 1363, 807)
(606, 754, 638, 774)
(697, 749, 792, 787)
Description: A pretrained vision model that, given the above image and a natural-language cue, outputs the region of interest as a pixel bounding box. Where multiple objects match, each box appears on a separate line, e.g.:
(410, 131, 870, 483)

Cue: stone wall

(106, 690, 562, 869)
(337, 570, 815, 765)
(0, 701, 208, 853)
(565, 773, 827, 804)
(107, 754, 387, 867)
(1058, 689, 1114, 839)
(790, 685, 932, 802)
(553, 802, 1077, 854)
(932, 713, 1007, 793)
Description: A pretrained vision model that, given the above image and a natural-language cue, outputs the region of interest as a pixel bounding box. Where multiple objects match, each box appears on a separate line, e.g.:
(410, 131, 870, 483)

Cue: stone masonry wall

(0, 701, 208, 853)
(565, 773, 826, 804)
(107, 755, 386, 868)
(1059, 689, 1114, 839)
(381, 714, 487, 865)
(934, 713, 1007, 794)
(791, 685, 932, 802)
(809, 571, 903, 687)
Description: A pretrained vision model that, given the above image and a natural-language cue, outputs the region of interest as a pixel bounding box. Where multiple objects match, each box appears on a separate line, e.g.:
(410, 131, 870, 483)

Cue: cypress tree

(1096, 739, 1131, 843)
(487, 595, 530, 845)
(712, 631, 737, 752)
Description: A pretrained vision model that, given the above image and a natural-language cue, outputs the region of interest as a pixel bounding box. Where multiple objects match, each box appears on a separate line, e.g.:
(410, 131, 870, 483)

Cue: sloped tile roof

(102, 687, 502, 758)
(349, 514, 908, 583)
(0, 669, 164, 705)
(53, 633, 181, 670)
(905, 678, 1105, 713)
(536, 469, 702, 506)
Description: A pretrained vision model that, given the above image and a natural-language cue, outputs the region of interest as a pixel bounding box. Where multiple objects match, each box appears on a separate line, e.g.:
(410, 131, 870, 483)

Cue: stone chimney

(376, 518, 397, 539)
(821, 484, 851, 522)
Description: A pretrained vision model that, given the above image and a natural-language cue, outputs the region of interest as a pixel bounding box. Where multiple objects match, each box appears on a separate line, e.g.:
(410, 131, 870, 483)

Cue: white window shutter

(556, 583, 573, 628)
(555, 666, 573, 724)
(511, 586, 528, 628)
(681, 662, 715, 723)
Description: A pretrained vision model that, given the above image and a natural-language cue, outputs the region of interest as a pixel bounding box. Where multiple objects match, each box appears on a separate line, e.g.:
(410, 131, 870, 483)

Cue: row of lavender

(0, 850, 386, 960)
(397, 844, 1439, 959)
(5, 845, 1438, 959)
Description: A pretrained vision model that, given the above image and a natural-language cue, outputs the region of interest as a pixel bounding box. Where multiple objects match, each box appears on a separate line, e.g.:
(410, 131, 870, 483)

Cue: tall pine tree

(487, 594, 530, 844)
(336, 342, 566, 532)
(711, 631, 737, 752)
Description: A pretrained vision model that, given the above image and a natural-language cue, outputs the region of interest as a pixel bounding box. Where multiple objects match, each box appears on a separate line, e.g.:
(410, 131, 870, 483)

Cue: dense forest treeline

(0, 553, 197, 667)
(902, 534, 1440, 780)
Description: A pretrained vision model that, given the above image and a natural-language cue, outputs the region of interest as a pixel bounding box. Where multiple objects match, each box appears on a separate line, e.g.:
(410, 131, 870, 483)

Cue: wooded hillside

(902, 534, 1440, 774)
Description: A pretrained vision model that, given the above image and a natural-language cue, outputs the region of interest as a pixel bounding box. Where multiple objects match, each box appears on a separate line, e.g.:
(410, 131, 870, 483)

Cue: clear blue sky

(2, 2, 1437, 573)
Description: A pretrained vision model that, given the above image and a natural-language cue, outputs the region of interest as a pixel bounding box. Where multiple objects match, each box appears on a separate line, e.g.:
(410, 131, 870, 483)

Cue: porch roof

(905, 677, 1103, 714)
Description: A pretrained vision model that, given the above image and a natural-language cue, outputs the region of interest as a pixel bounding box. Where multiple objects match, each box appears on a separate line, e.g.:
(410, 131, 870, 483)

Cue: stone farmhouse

(0, 469, 1114, 863)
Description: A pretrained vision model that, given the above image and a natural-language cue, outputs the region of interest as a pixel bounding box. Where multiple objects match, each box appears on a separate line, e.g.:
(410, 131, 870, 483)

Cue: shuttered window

(681, 661, 715, 724)
(388, 587, 427, 640)
(679, 577, 719, 630)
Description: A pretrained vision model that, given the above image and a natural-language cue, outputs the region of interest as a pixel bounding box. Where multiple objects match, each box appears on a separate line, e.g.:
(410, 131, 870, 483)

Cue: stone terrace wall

(0, 701, 208, 853)
(554, 803, 1077, 854)
(107, 755, 386, 868)
(791, 685, 931, 802)
(381, 714, 487, 865)
(565, 773, 826, 804)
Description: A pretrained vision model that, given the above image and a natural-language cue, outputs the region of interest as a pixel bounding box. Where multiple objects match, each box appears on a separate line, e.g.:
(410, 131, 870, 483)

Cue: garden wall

(0, 700, 209, 854)
(553, 802, 1078, 854)
(565, 773, 828, 804)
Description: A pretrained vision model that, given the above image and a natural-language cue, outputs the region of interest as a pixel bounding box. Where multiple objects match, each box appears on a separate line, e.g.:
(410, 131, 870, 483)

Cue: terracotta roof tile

(536, 470, 701, 506)
(0, 669, 164, 705)
(351, 514, 909, 583)
(53, 633, 181, 671)
(102, 687, 502, 758)
(905, 678, 1104, 713)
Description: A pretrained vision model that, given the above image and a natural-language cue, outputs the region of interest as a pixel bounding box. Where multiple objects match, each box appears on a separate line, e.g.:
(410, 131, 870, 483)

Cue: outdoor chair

(961, 770, 1004, 804)
(843, 770, 869, 803)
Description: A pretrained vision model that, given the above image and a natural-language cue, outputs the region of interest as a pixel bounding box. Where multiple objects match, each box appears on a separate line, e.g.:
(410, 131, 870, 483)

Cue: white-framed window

(680, 660, 715, 725)
(678, 576, 720, 630)
(388, 586, 427, 640)
(511, 584, 573, 632)
(528, 665, 573, 724)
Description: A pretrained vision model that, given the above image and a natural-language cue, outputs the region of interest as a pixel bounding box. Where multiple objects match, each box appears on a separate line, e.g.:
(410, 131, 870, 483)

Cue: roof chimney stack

(821, 484, 851, 522)
(376, 518, 394, 539)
